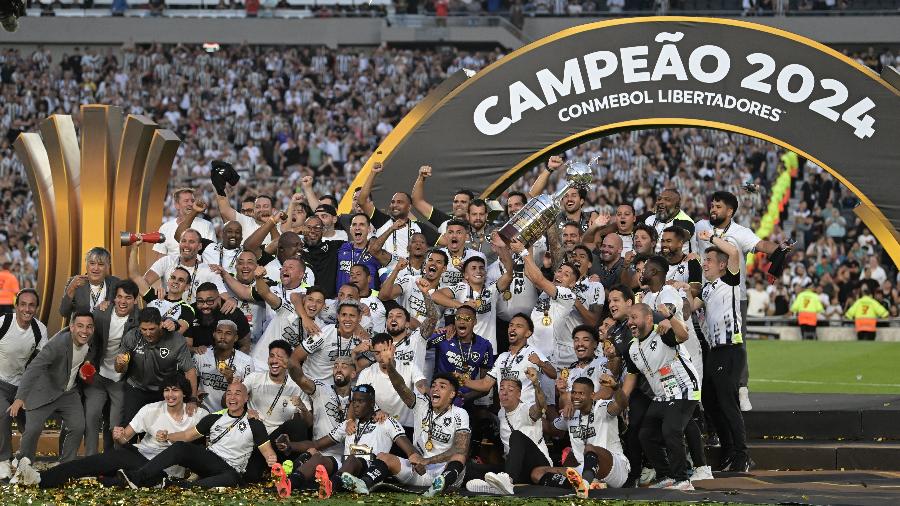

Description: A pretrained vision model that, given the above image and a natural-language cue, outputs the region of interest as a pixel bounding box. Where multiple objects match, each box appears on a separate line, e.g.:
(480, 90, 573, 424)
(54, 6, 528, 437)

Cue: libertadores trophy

(498, 161, 593, 246)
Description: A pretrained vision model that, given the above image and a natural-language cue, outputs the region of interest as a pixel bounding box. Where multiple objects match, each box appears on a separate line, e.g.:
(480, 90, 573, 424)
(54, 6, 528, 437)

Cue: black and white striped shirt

(701, 270, 743, 347)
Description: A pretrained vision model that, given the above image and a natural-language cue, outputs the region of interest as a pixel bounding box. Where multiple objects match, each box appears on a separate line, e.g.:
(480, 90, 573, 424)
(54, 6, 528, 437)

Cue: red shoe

(560, 447, 572, 466)
(565, 468, 589, 499)
(315, 464, 333, 499)
(271, 463, 291, 498)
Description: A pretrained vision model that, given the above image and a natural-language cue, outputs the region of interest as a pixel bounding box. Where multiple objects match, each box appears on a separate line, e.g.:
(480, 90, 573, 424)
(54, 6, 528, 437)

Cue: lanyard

(354, 419, 373, 445)
(391, 220, 412, 257)
(89, 283, 103, 311)
(208, 412, 246, 446)
(220, 244, 241, 270)
(176, 260, 199, 301)
(265, 376, 288, 416)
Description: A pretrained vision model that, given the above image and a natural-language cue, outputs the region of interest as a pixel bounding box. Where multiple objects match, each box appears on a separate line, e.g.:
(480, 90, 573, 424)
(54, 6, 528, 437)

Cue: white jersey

(440, 248, 485, 286)
(499, 401, 551, 464)
(374, 219, 422, 261)
(618, 232, 635, 257)
(395, 274, 444, 323)
(194, 349, 264, 412)
(201, 244, 242, 275)
(153, 217, 217, 257)
(529, 286, 576, 368)
(228, 282, 269, 345)
(490, 253, 540, 320)
(319, 300, 374, 337)
(299, 325, 359, 384)
(410, 392, 470, 458)
(196, 411, 269, 473)
(448, 281, 500, 352)
(233, 213, 266, 244)
(645, 211, 696, 254)
(264, 259, 316, 289)
(148, 255, 226, 303)
(359, 292, 386, 334)
(129, 401, 209, 475)
(566, 355, 612, 392)
(329, 416, 406, 459)
(309, 380, 351, 459)
(553, 399, 623, 464)
(695, 219, 761, 300)
(243, 372, 304, 433)
(487, 344, 546, 406)
(642, 285, 703, 385)
(625, 327, 701, 402)
(393, 329, 427, 373)
(0, 315, 48, 386)
(561, 279, 605, 364)
(701, 270, 744, 347)
(356, 361, 424, 427)
(250, 284, 306, 365)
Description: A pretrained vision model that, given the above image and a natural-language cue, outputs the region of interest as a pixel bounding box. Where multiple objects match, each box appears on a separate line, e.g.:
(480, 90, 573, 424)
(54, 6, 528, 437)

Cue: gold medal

(542, 315, 552, 326)
(122, 352, 131, 364)
(424, 439, 434, 451)
(502, 290, 512, 301)
(217, 361, 228, 372)
(473, 299, 482, 310)
(452, 256, 462, 268)
(561, 368, 570, 381)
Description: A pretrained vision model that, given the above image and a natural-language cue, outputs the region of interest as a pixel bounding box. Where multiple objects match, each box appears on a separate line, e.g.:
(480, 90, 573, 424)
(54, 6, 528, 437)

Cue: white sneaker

(649, 477, 675, 488)
(484, 472, 515, 495)
(690, 465, 714, 481)
(668, 479, 695, 490)
(638, 467, 656, 486)
(739, 387, 753, 411)
(0, 460, 12, 480)
(11, 457, 40, 486)
(465, 479, 502, 494)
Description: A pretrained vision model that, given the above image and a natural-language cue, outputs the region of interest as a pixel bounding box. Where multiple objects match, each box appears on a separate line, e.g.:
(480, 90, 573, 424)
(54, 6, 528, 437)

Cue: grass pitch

(747, 340, 900, 394)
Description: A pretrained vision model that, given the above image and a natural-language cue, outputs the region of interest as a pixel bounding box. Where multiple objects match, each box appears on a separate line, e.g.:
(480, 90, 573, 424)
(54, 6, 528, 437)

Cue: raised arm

(415, 278, 442, 339)
(127, 240, 152, 295)
(252, 267, 282, 309)
(582, 213, 615, 250)
(210, 265, 252, 301)
(525, 367, 547, 422)
(601, 374, 630, 416)
(369, 217, 407, 266)
(356, 161, 383, 217)
(299, 176, 320, 211)
(243, 211, 282, 253)
(215, 189, 238, 223)
(174, 200, 207, 242)
(411, 165, 435, 217)
(493, 233, 514, 292)
(700, 231, 741, 274)
(378, 258, 407, 302)
(522, 249, 557, 297)
(527, 156, 563, 198)
(384, 345, 416, 409)
(287, 359, 317, 396)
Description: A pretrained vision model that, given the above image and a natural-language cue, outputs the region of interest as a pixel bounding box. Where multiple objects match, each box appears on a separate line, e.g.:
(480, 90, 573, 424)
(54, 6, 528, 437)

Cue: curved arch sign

(340, 17, 900, 264)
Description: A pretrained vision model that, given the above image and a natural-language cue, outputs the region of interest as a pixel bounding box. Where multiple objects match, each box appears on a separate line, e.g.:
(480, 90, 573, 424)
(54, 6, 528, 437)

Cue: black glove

(210, 160, 239, 197)
(765, 244, 791, 278)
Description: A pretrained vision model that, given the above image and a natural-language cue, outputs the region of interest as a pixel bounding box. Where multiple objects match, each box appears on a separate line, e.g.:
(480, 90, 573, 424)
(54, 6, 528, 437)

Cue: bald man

(590, 234, 625, 290)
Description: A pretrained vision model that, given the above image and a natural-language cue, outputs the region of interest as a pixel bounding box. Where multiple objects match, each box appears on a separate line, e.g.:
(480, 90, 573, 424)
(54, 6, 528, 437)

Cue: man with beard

(621, 304, 698, 491)
(590, 234, 626, 291)
(245, 221, 317, 290)
(372, 231, 430, 280)
(216, 182, 277, 244)
(379, 251, 448, 326)
(357, 334, 427, 430)
(141, 230, 232, 306)
(152, 188, 217, 261)
(412, 165, 474, 233)
(528, 156, 597, 233)
(174, 200, 245, 276)
(644, 188, 696, 254)
(194, 321, 263, 413)
(490, 239, 542, 355)
(344, 373, 469, 498)
(116, 308, 200, 424)
(349, 265, 386, 334)
(564, 245, 604, 331)
(299, 217, 344, 299)
(128, 244, 194, 335)
(384, 302, 440, 377)
(614, 204, 638, 257)
(357, 162, 422, 263)
(293, 301, 366, 384)
(212, 252, 270, 347)
(464, 200, 496, 262)
(695, 191, 790, 412)
(184, 283, 251, 352)
(439, 219, 485, 287)
(83, 281, 140, 456)
(242, 340, 307, 482)
(660, 227, 703, 299)
(0, 289, 48, 479)
(315, 204, 348, 242)
(335, 213, 382, 293)
(556, 325, 613, 412)
(247, 260, 310, 365)
(8, 312, 95, 483)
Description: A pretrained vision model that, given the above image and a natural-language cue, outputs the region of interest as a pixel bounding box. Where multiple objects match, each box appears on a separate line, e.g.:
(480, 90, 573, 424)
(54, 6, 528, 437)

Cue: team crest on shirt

(159, 348, 170, 358)
(587, 367, 595, 376)
(283, 400, 289, 408)
(515, 355, 524, 364)
(238, 421, 247, 431)
(444, 417, 452, 426)
(649, 340, 657, 351)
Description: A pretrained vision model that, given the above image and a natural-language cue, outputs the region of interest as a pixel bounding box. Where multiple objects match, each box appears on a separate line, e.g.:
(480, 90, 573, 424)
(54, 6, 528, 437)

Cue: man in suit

(8, 311, 96, 484)
(58, 248, 120, 319)
(83, 280, 141, 456)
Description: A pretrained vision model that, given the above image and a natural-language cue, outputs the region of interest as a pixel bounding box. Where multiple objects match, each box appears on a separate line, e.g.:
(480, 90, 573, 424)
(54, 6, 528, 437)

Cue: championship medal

(217, 361, 228, 372)
(542, 315, 552, 326)
(561, 368, 570, 381)
(502, 290, 512, 301)
(452, 256, 462, 268)
(425, 439, 434, 451)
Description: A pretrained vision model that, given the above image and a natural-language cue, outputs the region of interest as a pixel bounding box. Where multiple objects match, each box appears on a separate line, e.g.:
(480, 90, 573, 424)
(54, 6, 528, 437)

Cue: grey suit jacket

(17, 330, 94, 410)
(58, 275, 121, 318)
(87, 305, 139, 368)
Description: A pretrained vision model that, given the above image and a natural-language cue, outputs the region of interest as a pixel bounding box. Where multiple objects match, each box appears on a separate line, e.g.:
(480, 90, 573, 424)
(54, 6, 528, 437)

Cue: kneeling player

(343, 373, 469, 497)
(534, 376, 630, 498)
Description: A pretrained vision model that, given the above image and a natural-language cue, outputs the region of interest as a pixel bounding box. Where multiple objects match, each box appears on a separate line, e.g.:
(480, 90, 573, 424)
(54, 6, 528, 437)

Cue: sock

(362, 458, 389, 488)
(539, 472, 570, 489)
(582, 452, 600, 482)
(440, 461, 464, 486)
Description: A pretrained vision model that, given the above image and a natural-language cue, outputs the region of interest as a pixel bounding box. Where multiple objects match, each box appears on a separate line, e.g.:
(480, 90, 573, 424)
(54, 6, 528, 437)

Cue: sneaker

(739, 387, 753, 411)
(728, 456, 754, 473)
(690, 465, 714, 481)
(649, 477, 675, 488)
(11, 457, 40, 486)
(117, 469, 139, 490)
(0, 460, 12, 480)
(466, 479, 502, 494)
(484, 472, 514, 496)
(718, 454, 734, 472)
(271, 462, 291, 498)
(341, 472, 369, 495)
(423, 474, 446, 497)
(638, 467, 656, 487)
(565, 468, 589, 498)
(668, 479, 695, 490)
(314, 464, 330, 499)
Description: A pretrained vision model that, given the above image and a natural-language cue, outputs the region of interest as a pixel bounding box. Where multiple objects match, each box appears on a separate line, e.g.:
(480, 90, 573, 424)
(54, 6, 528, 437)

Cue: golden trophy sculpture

(14, 105, 180, 332)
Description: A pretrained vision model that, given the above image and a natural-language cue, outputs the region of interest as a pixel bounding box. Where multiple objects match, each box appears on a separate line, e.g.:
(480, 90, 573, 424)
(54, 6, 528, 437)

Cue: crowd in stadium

(0, 42, 897, 496)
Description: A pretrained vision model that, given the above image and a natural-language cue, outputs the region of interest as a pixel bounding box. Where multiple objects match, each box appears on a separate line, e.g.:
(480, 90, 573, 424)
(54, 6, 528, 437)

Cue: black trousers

(703, 344, 748, 464)
(40, 445, 150, 488)
(799, 324, 818, 340)
(130, 441, 240, 488)
(505, 430, 552, 484)
(624, 388, 652, 483)
(639, 399, 698, 482)
(244, 418, 309, 482)
(858, 331, 876, 341)
(122, 384, 163, 428)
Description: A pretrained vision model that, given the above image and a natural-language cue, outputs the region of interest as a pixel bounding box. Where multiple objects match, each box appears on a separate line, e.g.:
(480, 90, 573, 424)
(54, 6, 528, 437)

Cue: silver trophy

(498, 161, 593, 247)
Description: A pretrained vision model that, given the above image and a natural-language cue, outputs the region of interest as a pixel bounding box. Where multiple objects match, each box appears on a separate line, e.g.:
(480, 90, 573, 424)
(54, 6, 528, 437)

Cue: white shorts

(396, 458, 465, 488)
(599, 451, 630, 489)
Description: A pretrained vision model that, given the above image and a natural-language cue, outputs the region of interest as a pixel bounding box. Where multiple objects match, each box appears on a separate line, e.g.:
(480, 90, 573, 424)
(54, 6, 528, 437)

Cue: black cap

(315, 204, 337, 216)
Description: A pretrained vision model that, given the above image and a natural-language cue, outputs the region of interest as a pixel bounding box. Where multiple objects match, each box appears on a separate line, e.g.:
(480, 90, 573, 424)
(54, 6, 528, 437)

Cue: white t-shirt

(99, 313, 129, 381)
(491, 253, 540, 320)
(244, 372, 304, 433)
(194, 349, 264, 412)
(0, 315, 48, 386)
(299, 325, 359, 384)
(359, 292, 386, 334)
(410, 392, 470, 458)
(153, 217, 217, 257)
(129, 401, 209, 474)
(148, 255, 226, 303)
(440, 248, 485, 286)
(695, 219, 761, 300)
(201, 244, 242, 275)
(529, 286, 576, 367)
(309, 380, 350, 459)
(356, 361, 424, 427)
(233, 213, 266, 244)
(499, 401, 550, 463)
(448, 281, 500, 352)
(67, 342, 90, 391)
(328, 416, 406, 459)
(487, 344, 545, 406)
(566, 355, 612, 392)
(393, 329, 427, 373)
(553, 399, 623, 464)
(196, 411, 269, 473)
(374, 219, 422, 261)
(250, 284, 307, 365)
